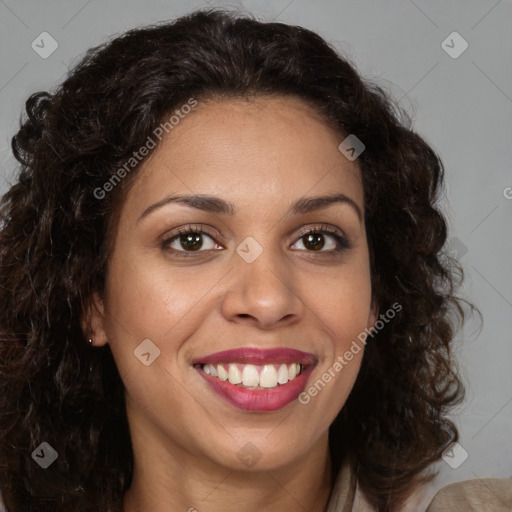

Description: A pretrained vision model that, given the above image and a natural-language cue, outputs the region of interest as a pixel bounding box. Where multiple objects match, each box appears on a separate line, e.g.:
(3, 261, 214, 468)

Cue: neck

(122, 417, 333, 512)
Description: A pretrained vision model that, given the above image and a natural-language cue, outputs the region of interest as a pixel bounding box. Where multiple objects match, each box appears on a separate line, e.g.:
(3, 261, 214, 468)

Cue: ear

(81, 291, 109, 347)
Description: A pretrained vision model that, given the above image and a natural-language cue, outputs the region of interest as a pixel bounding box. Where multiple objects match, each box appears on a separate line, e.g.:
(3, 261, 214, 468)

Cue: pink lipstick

(192, 348, 317, 412)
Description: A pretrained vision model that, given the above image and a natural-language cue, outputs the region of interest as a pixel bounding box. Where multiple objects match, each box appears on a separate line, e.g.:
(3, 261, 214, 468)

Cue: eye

(291, 224, 351, 253)
(161, 225, 222, 257)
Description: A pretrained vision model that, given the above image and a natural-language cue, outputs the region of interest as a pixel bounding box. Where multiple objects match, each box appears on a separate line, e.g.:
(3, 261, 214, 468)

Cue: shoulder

(322, 462, 512, 512)
(425, 478, 512, 511)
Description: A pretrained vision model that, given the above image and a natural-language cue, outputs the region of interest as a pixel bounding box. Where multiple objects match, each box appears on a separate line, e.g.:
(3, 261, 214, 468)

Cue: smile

(200, 362, 304, 389)
(192, 348, 317, 412)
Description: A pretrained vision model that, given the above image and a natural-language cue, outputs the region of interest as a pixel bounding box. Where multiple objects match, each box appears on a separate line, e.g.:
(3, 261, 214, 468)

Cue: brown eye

(177, 232, 204, 251)
(161, 226, 221, 257)
(302, 232, 326, 251)
(292, 226, 351, 253)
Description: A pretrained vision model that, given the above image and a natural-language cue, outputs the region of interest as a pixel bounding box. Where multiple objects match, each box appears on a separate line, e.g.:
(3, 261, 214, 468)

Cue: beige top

(325, 461, 434, 511)
(325, 461, 512, 511)
(426, 477, 512, 512)
(0, 468, 510, 510)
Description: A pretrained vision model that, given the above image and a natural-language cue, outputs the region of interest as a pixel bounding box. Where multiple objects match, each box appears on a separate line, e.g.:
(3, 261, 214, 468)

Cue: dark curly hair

(0, 8, 475, 512)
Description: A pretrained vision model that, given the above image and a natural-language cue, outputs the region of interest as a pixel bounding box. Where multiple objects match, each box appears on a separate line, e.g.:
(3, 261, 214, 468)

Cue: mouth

(192, 348, 317, 412)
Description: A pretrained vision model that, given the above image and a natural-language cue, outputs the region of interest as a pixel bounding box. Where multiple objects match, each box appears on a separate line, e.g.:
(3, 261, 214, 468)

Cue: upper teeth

(202, 363, 303, 389)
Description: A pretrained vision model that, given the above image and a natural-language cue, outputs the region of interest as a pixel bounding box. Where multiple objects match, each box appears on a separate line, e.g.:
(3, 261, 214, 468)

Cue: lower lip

(196, 365, 315, 412)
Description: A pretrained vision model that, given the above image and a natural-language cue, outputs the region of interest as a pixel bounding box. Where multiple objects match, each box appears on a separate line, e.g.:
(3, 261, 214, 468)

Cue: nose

(220, 244, 304, 330)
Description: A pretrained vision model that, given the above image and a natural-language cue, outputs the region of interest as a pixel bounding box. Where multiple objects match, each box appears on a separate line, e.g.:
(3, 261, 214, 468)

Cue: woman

(0, 8, 509, 512)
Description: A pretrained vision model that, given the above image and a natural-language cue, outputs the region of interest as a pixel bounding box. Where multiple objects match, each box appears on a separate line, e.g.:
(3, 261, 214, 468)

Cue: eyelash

(160, 224, 351, 258)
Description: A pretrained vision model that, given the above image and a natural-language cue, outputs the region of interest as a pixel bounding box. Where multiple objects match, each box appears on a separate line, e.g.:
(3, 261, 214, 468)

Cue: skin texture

(86, 96, 377, 512)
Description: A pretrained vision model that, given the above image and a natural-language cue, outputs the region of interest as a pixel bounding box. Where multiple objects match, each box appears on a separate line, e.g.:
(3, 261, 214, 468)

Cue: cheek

(297, 273, 371, 424)
(307, 263, 373, 349)
(103, 252, 213, 342)
(100, 255, 205, 425)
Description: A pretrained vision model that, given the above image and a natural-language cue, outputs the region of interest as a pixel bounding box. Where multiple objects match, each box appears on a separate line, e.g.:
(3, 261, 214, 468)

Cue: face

(88, 95, 377, 472)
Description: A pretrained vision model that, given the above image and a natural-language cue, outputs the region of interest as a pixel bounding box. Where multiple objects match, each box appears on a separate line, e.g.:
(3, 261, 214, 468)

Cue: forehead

(121, 95, 364, 219)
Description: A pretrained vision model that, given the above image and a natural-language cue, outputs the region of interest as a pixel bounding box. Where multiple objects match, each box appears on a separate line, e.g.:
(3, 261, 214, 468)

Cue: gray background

(1, 0, 511, 498)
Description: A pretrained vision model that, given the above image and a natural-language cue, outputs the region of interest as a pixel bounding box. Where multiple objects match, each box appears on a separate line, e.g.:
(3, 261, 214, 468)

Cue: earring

(87, 331, 93, 345)
(88, 338, 93, 344)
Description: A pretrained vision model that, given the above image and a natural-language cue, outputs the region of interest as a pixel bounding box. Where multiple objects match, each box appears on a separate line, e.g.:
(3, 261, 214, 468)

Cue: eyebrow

(137, 192, 363, 223)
